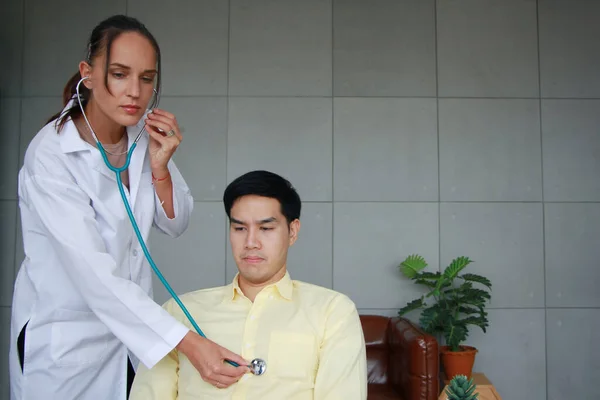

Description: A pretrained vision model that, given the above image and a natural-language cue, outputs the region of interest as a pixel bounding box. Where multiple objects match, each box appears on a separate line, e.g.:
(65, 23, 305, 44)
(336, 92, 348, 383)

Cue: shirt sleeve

(313, 295, 368, 400)
(129, 299, 181, 400)
(22, 168, 189, 369)
(152, 159, 194, 236)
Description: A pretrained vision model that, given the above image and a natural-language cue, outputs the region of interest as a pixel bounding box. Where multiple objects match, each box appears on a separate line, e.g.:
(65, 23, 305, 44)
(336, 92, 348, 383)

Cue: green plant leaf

(461, 273, 492, 289)
(442, 256, 472, 281)
(419, 306, 441, 334)
(458, 306, 482, 315)
(457, 287, 491, 309)
(446, 375, 478, 400)
(467, 288, 491, 301)
(398, 298, 424, 316)
(444, 323, 468, 351)
(416, 271, 441, 280)
(459, 316, 489, 332)
(414, 279, 437, 288)
(444, 282, 473, 296)
(399, 254, 428, 279)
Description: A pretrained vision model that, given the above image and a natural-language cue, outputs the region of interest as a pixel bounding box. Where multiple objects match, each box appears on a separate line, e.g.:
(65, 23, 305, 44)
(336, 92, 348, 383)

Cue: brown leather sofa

(360, 315, 439, 400)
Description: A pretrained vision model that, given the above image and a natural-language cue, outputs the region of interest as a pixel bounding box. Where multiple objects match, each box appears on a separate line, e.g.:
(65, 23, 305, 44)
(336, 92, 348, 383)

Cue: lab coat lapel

(89, 148, 122, 183)
(59, 107, 150, 209)
(58, 117, 116, 183)
(127, 124, 148, 209)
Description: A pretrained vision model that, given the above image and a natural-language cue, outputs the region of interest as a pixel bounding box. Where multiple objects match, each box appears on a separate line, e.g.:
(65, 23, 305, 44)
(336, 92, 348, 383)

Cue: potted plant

(397, 254, 491, 380)
(443, 375, 479, 400)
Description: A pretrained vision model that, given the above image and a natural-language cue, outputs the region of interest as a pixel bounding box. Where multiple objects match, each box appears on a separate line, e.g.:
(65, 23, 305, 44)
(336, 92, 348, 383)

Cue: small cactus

(445, 375, 478, 400)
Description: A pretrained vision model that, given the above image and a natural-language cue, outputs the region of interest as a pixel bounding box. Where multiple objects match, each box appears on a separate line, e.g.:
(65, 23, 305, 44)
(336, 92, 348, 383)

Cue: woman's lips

(121, 105, 140, 115)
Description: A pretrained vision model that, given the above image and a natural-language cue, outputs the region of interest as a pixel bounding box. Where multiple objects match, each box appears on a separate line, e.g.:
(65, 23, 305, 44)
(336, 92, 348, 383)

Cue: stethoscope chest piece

(249, 358, 267, 375)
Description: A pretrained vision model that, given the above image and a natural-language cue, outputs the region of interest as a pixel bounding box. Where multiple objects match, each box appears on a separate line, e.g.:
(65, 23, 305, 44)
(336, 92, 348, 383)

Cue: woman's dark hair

(223, 170, 302, 225)
(47, 15, 161, 132)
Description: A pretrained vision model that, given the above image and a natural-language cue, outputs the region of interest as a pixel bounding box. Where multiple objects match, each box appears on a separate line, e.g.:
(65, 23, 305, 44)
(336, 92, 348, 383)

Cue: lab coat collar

(225, 270, 294, 303)
(58, 99, 150, 208)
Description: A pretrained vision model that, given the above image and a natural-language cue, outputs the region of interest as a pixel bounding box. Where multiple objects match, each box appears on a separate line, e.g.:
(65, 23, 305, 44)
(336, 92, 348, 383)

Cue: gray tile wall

(1, 1, 598, 399)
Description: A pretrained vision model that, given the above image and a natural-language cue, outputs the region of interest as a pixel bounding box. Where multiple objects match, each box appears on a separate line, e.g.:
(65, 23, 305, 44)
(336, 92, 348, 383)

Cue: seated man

(129, 170, 367, 399)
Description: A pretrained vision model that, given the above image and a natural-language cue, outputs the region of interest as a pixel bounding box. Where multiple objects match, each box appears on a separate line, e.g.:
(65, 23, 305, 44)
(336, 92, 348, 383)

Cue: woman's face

(83, 31, 157, 127)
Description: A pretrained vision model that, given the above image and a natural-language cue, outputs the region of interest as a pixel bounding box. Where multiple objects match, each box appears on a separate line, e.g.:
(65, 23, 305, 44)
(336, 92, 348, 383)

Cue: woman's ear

(78, 61, 93, 89)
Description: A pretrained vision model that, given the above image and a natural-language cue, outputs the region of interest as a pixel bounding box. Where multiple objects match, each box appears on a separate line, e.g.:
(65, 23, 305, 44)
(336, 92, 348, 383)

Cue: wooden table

(438, 373, 502, 400)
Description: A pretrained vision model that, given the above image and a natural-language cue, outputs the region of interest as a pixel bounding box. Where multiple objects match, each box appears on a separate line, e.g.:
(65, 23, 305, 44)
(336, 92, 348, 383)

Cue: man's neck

(239, 267, 287, 302)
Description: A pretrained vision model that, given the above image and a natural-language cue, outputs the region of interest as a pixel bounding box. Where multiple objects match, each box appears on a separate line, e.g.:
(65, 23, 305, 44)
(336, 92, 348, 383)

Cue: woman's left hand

(144, 108, 183, 174)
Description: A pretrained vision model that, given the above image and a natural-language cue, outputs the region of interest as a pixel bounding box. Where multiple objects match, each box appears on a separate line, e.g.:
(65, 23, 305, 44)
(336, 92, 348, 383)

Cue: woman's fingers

(149, 108, 175, 120)
(145, 124, 168, 145)
(147, 111, 183, 141)
(145, 118, 172, 136)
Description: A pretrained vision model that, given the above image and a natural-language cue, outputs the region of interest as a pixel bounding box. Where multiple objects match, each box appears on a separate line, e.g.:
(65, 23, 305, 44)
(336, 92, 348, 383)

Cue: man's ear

(78, 61, 93, 89)
(288, 219, 300, 246)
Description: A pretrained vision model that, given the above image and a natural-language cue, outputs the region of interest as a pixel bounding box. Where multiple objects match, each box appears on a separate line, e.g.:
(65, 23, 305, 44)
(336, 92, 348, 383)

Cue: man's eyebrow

(109, 63, 157, 73)
(230, 217, 277, 225)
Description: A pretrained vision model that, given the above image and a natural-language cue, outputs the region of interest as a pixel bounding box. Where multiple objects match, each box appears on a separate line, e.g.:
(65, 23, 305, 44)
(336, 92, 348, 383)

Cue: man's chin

(238, 268, 271, 284)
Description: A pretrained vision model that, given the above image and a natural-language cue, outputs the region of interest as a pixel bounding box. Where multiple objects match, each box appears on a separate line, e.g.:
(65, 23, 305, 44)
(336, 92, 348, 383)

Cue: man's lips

(243, 256, 264, 263)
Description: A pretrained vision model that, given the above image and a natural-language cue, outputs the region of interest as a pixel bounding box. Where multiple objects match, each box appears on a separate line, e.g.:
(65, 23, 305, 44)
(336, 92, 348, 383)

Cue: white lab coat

(9, 103, 194, 400)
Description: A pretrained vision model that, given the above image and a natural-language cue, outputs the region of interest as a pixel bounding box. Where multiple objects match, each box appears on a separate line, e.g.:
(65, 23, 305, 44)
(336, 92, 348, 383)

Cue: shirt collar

(224, 270, 294, 303)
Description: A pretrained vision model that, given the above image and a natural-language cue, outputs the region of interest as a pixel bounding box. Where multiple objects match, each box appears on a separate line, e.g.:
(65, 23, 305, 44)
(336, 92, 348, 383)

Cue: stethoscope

(75, 76, 267, 376)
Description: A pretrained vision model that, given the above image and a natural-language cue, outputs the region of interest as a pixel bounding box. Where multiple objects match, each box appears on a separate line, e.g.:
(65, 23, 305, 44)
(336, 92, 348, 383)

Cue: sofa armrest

(388, 317, 439, 400)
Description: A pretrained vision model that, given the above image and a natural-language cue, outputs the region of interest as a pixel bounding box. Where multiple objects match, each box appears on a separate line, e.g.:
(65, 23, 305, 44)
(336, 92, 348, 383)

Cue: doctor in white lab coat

(9, 15, 249, 400)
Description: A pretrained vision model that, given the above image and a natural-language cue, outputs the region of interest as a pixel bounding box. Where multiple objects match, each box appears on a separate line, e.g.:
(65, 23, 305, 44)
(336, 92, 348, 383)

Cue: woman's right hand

(176, 331, 250, 388)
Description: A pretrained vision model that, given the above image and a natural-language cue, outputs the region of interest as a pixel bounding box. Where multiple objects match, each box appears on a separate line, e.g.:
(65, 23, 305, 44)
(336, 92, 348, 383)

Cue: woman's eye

(112, 72, 125, 79)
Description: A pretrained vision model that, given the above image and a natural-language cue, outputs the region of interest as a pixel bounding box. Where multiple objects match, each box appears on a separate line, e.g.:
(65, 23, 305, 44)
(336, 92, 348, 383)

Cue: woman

(9, 15, 248, 400)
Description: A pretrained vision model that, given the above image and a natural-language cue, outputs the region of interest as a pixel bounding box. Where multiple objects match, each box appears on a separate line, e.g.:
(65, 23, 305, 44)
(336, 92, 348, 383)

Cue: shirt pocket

(267, 331, 318, 381)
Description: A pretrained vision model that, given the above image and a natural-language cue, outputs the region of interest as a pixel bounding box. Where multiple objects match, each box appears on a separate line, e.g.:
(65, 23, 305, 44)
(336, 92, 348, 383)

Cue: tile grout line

(331, 0, 335, 290)
(11, 94, 600, 100)
(434, 0, 444, 349)
(224, 0, 232, 285)
(434, 0, 442, 279)
(19, 0, 26, 98)
(14, 0, 26, 283)
(358, 306, 600, 311)
(187, 200, 600, 205)
(536, 2, 549, 399)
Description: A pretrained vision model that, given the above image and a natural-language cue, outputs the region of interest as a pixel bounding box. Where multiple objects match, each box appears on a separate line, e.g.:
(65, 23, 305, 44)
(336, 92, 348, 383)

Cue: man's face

(229, 195, 300, 288)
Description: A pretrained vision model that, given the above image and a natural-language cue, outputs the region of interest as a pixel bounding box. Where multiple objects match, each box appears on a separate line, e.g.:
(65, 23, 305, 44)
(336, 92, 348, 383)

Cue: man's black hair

(223, 170, 301, 224)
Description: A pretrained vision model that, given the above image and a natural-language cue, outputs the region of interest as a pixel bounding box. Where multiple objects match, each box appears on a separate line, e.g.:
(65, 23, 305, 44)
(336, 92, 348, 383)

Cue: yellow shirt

(129, 271, 368, 400)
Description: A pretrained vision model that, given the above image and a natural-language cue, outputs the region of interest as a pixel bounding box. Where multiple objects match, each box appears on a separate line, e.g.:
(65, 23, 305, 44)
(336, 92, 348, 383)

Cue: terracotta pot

(440, 345, 478, 380)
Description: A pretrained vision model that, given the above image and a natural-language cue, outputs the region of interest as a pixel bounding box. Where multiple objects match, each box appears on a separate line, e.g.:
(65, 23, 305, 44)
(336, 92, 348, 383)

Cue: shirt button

(250, 315, 255, 320)
(245, 343, 251, 348)
(133, 250, 138, 257)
